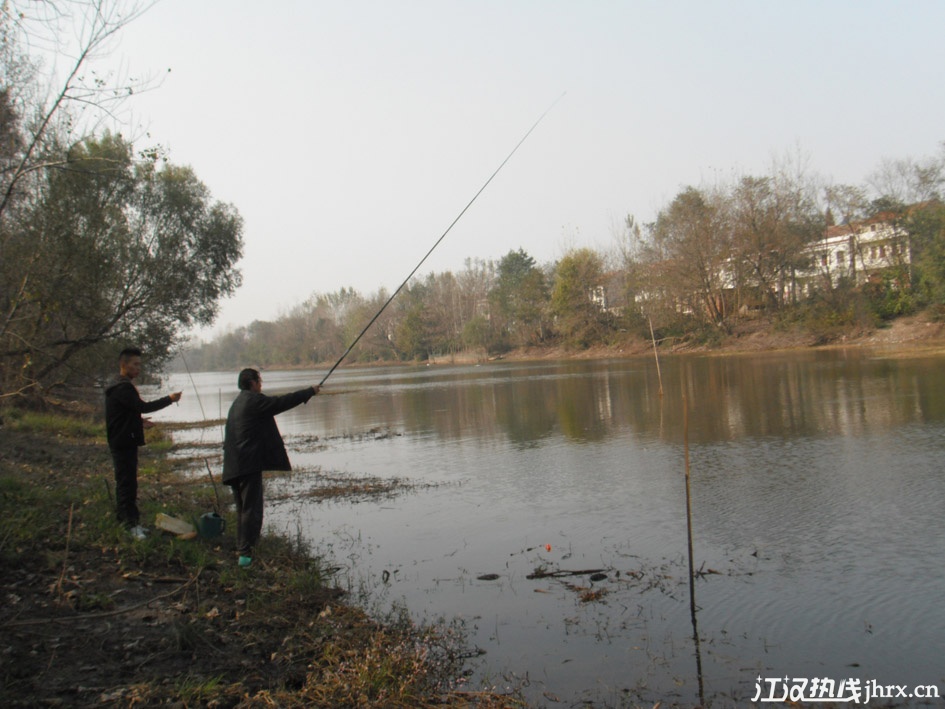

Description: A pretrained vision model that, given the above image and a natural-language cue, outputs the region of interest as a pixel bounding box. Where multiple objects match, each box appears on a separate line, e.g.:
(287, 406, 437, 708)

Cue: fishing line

(318, 92, 566, 387)
(178, 346, 227, 519)
(178, 347, 207, 421)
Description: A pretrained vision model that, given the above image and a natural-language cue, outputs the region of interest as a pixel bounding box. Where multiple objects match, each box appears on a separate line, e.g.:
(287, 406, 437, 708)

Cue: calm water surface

(154, 350, 945, 706)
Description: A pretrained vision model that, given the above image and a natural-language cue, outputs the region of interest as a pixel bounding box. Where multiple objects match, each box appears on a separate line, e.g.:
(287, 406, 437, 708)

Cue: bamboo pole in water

(683, 393, 706, 705)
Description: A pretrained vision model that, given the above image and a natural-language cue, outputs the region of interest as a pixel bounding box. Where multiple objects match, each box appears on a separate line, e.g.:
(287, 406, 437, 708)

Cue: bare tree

(825, 184, 869, 226)
(0, 0, 158, 222)
(866, 146, 945, 208)
(646, 186, 731, 325)
(730, 157, 823, 310)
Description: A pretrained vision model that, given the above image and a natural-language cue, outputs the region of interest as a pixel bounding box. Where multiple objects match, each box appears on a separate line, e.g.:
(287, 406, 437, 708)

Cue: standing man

(223, 368, 319, 567)
(105, 347, 182, 539)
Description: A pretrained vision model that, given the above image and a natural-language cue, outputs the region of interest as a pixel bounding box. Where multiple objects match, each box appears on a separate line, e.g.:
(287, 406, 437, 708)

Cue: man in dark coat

(105, 347, 182, 538)
(223, 368, 319, 567)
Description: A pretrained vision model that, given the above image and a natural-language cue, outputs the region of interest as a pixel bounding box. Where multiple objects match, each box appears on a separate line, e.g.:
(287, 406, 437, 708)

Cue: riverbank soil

(721, 310, 945, 353)
(0, 419, 517, 708)
(498, 311, 945, 362)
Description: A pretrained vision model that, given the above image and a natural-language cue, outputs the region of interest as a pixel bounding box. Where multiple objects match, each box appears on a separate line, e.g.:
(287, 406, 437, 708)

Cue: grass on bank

(0, 406, 527, 708)
(1, 406, 106, 437)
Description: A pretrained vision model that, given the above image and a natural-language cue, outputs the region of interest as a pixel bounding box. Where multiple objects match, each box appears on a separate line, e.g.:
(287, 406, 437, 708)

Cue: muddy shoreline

(0, 417, 521, 708)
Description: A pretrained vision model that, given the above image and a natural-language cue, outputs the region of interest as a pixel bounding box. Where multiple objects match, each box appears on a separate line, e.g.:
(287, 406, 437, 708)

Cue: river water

(152, 349, 945, 706)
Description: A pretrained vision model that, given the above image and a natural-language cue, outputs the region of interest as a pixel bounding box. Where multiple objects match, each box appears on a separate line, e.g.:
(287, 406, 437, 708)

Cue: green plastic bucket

(197, 512, 226, 539)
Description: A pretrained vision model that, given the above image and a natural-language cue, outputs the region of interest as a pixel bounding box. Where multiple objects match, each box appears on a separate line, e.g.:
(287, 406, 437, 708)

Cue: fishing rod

(319, 92, 566, 387)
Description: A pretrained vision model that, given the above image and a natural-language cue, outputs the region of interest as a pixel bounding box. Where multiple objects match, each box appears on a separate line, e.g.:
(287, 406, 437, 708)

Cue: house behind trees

(786, 210, 913, 301)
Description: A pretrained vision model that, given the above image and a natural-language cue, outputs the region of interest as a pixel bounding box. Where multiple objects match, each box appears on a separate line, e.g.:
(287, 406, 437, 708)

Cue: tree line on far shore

(2, 3, 944, 398)
(183, 144, 945, 373)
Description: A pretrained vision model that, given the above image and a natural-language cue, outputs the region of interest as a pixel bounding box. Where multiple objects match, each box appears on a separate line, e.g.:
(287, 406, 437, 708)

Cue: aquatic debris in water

(562, 583, 608, 604)
(268, 469, 441, 504)
(526, 567, 607, 580)
(526, 566, 613, 602)
(161, 418, 226, 431)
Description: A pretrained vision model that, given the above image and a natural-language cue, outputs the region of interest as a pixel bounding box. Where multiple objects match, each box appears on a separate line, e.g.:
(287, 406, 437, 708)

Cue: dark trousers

(229, 472, 264, 555)
(110, 447, 139, 528)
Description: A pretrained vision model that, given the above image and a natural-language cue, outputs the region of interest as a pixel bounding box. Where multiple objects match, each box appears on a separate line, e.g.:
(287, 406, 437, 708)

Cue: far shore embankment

(200, 311, 945, 377)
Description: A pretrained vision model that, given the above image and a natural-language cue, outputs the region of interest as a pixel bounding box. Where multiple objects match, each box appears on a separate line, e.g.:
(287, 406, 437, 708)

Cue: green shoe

(238, 555, 252, 568)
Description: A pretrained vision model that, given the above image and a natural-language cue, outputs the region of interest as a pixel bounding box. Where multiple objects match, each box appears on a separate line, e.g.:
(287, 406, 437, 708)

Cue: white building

(788, 212, 911, 300)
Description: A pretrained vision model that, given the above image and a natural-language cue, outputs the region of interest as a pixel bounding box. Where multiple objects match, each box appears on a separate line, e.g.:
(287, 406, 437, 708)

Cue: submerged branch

(525, 568, 607, 580)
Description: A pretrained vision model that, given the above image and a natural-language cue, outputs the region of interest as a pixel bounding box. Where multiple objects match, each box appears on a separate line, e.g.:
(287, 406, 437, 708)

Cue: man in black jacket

(105, 347, 182, 538)
(222, 368, 319, 567)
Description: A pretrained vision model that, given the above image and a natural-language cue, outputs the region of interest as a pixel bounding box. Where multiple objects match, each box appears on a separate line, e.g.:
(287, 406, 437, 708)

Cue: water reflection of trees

(643, 352, 945, 443)
(372, 353, 945, 447)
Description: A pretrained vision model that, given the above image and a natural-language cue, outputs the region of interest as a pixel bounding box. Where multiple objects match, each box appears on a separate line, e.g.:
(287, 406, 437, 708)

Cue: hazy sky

(99, 0, 944, 338)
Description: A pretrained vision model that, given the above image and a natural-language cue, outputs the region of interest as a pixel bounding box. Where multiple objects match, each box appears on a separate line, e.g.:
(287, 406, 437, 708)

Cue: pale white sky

(100, 0, 944, 338)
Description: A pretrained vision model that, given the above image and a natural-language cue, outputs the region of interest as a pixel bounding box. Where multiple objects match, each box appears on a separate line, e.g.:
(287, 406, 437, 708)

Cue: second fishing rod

(318, 93, 565, 388)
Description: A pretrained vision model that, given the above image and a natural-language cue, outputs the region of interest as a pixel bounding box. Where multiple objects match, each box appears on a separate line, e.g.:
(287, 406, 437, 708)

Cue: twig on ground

(3, 573, 201, 628)
(54, 503, 75, 602)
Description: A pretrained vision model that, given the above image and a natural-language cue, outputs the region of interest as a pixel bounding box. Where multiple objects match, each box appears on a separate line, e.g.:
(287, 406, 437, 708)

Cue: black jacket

(222, 387, 316, 483)
(105, 377, 174, 450)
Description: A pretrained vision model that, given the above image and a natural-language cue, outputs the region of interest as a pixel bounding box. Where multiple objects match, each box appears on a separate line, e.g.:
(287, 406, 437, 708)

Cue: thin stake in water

(683, 393, 705, 706)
